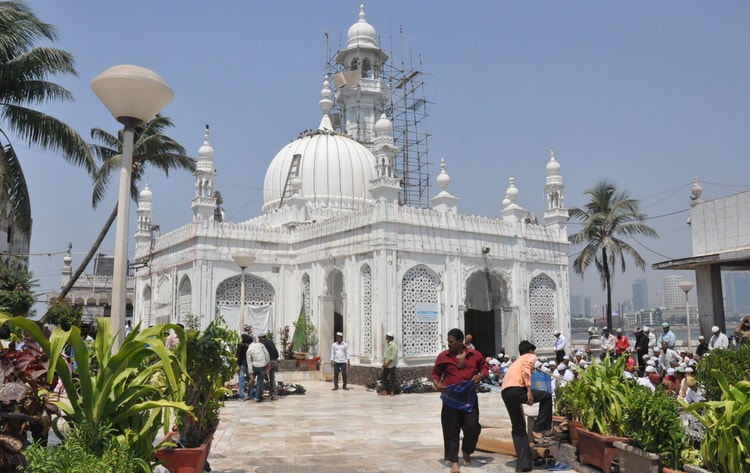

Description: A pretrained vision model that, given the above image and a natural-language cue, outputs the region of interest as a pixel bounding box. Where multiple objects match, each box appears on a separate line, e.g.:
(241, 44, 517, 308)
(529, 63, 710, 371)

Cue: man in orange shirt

(501, 340, 553, 473)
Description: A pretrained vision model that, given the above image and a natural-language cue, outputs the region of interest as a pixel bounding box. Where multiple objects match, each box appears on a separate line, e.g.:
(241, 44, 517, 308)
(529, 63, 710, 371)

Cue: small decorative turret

(690, 177, 704, 206)
(501, 178, 527, 222)
(430, 158, 459, 213)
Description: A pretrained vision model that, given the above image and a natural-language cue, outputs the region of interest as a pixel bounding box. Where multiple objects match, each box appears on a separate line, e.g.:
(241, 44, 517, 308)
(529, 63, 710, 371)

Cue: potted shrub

(23, 422, 149, 472)
(291, 312, 318, 360)
(685, 370, 750, 473)
(277, 325, 298, 371)
(555, 355, 633, 471)
(156, 315, 237, 473)
(0, 313, 190, 471)
(616, 384, 688, 473)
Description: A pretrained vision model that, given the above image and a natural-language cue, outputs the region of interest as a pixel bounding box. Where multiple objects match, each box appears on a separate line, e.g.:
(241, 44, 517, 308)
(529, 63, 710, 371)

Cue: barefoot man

(431, 328, 489, 473)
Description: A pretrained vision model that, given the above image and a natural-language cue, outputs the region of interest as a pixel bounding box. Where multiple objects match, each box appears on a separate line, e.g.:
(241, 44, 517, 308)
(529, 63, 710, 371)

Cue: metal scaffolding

(326, 30, 432, 208)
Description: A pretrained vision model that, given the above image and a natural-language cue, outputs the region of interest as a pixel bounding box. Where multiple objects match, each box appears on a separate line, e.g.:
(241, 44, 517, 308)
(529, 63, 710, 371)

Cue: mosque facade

(131, 6, 571, 363)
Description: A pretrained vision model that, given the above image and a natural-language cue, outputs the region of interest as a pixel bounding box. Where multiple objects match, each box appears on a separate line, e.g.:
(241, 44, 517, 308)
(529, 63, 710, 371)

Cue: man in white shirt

(600, 327, 616, 359)
(708, 325, 729, 351)
(553, 330, 566, 363)
(330, 331, 351, 390)
(246, 335, 270, 402)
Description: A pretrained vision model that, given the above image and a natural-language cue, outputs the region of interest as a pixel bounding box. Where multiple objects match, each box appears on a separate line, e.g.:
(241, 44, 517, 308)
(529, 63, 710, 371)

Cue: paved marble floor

(206, 379, 560, 473)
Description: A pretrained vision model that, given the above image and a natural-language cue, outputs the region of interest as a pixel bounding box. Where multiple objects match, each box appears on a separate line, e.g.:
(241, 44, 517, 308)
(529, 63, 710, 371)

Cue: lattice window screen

(216, 275, 274, 306)
(360, 265, 372, 356)
(529, 274, 556, 350)
(302, 273, 311, 320)
(178, 277, 192, 322)
(401, 266, 440, 357)
(142, 286, 152, 324)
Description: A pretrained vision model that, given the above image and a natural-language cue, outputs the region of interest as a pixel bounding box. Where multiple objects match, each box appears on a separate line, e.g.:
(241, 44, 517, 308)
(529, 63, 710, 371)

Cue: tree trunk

(602, 247, 613, 330)
(51, 203, 118, 305)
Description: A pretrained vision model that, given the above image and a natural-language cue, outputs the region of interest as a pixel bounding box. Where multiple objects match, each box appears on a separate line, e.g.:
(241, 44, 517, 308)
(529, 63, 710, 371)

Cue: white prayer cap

(646, 360, 656, 367)
(711, 325, 720, 333)
(557, 363, 566, 372)
(645, 366, 657, 373)
(666, 368, 675, 375)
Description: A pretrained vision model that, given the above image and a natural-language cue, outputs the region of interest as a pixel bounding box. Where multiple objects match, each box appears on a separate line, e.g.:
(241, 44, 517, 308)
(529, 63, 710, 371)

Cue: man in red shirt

(432, 328, 488, 473)
(501, 340, 553, 472)
(614, 328, 630, 358)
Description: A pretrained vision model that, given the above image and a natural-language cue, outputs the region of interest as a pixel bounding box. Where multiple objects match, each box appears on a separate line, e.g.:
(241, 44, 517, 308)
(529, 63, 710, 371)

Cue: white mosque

(131, 6, 571, 365)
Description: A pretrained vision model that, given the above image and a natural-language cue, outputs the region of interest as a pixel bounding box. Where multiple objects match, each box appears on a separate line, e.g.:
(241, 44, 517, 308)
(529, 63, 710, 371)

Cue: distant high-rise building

(584, 297, 591, 318)
(571, 295, 583, 316)
(633, 278, 648, 311)
(663, 275, 684, 309)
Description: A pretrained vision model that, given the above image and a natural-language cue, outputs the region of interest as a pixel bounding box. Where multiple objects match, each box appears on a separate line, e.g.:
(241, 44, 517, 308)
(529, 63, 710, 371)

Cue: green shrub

(44, 301, 82, 328)
(696, 343, 750, 401)
(22, 423, 148, 473)
(622, 385, 687, 469)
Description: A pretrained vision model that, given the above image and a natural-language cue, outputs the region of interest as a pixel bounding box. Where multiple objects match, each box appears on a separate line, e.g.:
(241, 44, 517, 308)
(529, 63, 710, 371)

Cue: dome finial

(319, 74, 334, 131)
(359, 4, 366, 22)
(437, 158, 451, 192)
(204, 124, 210, 145)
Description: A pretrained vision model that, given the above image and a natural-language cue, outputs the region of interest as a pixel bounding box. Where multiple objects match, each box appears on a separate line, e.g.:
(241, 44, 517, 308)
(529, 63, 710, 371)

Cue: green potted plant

(555, 355, 634, 471)
(615, 384, 688, 473)
(156, 315, 237, 472)
(0, 313, 190, 472)
(685, 370, 750, 473)
(23, 422, 148, 472)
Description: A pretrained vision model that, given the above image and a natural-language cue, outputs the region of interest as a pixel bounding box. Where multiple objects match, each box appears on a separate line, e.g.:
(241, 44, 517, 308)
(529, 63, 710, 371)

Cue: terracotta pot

(662, 468, 687, 473)
(568, 420, 583, 448)
(577, 428, 628, 472)
(155, 435, 213, 473)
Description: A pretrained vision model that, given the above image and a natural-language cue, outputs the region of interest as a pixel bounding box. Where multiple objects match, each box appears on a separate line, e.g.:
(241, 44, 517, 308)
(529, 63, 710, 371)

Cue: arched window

(529, 274, 557, 350)
(178, 276, 192, 322)
(401, 266, 440, 357)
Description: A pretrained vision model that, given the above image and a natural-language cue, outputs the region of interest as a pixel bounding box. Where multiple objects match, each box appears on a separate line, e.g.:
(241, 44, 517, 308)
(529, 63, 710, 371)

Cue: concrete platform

(207, 379, 581, 472)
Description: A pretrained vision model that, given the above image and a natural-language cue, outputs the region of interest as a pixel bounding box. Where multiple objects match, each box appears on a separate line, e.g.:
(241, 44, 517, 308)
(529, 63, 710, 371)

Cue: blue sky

(19, 1, 750, 315)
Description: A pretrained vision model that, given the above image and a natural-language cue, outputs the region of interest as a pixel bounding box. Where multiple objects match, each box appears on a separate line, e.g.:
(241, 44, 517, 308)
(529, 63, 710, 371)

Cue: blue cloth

(440, 380, 477, 412)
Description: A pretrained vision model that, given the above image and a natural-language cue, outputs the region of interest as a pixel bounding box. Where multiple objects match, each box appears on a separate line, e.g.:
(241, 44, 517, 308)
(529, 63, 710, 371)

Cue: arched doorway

(464, 270, 506, 358)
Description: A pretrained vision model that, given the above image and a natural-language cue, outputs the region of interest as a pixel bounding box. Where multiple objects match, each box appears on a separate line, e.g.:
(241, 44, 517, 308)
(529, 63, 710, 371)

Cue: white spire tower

(543, 148, 568, 227)
(191, 125, 217, 222)
(334, 4, 390, 147)
(135, 184, 153, 246)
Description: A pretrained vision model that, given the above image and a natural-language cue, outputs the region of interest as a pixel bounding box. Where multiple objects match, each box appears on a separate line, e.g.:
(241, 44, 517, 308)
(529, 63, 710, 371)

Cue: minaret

(334, 4, 390, 147)
(191, 125, 217, 222)
(369, 113, 401, 203)
(543, 148, 568, 227)
(61, 243, 72, 288)
(135, 184, 153, 246)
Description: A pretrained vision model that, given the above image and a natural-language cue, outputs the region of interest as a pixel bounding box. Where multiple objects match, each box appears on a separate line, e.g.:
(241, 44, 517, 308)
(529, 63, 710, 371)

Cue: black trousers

(333, 362, 348, 388)
(555, 350, 565, 364)
(381, 366, 396, 393)
(501, 387, 553, 471)
(440, 401, 481, 463)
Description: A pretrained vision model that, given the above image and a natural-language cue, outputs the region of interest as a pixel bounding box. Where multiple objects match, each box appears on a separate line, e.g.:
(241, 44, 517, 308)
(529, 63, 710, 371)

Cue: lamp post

(678, 280, 695, 352)
(91, 65, 173, 350)
(232, 251, 256, 334)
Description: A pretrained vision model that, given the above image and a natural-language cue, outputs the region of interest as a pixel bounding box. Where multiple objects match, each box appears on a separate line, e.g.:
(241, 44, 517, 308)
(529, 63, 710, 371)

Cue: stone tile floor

(207, 379, 573, 473)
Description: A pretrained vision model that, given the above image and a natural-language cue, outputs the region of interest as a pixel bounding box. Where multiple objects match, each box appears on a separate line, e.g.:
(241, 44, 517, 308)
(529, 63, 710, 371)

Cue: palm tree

(568, 180, 658, 330)
(55, 115, 195, 301)
(0, 1, 95, 234)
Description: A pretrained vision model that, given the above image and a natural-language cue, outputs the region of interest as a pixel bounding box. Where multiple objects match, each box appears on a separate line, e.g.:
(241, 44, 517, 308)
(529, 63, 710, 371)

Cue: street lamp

(91, 65, 173, 350)
(678, 280, 695, 352)
(232, 250, 256, 334)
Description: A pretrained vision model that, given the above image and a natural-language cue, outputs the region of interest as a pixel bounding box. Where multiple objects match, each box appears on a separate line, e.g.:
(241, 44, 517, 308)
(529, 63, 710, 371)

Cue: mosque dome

(346, 5, 378, 49)
(546, 155, 561, 175)
(262, 130, 377, 212)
